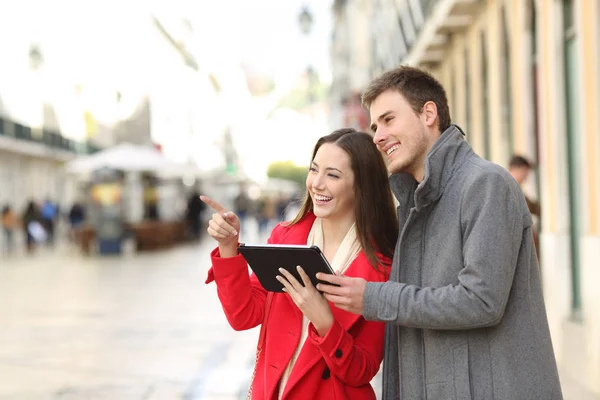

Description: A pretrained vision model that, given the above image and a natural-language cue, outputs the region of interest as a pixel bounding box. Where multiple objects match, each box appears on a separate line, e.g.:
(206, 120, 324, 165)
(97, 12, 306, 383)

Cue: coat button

(321, 367, 330, 380)
(335, 349, 343, 358)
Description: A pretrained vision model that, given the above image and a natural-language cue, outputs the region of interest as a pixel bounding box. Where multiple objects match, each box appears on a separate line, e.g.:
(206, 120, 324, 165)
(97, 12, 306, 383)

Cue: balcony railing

(0, 116, 101, 155)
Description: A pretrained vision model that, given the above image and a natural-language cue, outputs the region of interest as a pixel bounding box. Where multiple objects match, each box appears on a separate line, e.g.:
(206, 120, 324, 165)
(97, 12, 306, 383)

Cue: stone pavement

(0, 225, 592, 399)
(0, 238, 258, 400)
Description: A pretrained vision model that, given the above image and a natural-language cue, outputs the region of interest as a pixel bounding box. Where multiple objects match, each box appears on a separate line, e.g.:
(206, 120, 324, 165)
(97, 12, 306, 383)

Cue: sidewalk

(0, 230, 593, 399)
(0, 237, 257, 400)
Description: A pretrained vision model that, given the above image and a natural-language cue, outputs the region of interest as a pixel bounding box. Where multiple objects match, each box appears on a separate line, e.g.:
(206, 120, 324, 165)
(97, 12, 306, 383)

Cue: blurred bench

(76, 221, 187, 254)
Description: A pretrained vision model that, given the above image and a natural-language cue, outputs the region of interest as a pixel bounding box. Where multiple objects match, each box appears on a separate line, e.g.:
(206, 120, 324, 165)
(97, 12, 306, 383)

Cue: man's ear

(421, 101, 438, 128)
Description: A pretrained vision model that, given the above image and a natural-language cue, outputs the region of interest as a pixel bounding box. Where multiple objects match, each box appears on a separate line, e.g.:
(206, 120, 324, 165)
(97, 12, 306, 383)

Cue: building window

(501, 7, 514, 154)
(563, 0, 582, 315)
(465, 48, 471, 135)
(528, 0, 543, 238)
(481, 31, 491, 160)
(450, 64, 456, 120)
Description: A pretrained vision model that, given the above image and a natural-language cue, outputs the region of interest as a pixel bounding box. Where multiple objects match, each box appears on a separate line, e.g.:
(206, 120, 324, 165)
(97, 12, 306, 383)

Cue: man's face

(510, 166, 530, 185)
(369, 90, 436, 180)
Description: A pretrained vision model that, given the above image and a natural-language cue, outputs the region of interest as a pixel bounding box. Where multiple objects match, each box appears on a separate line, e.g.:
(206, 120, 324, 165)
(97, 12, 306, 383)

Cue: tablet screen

(238, 244, 336, 292)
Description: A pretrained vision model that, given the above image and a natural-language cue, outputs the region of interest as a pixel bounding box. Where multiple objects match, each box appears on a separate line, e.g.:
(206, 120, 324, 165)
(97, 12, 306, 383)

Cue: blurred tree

(267, 161, 308, 186)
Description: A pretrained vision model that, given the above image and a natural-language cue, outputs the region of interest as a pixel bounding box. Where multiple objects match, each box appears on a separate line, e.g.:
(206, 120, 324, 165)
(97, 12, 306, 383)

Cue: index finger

(200, 195, 227, 213)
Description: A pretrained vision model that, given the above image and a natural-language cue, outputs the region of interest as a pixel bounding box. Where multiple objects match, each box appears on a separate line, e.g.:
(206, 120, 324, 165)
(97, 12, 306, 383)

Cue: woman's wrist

(313, 317, 334, 337)
(218, 242, 238, 258)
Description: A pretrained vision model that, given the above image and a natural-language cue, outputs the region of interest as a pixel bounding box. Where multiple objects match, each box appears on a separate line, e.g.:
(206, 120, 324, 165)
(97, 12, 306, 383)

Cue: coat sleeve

(307, 316, 385, 386)
(363, 171, 528, 330)
(205, 226, 283, 331)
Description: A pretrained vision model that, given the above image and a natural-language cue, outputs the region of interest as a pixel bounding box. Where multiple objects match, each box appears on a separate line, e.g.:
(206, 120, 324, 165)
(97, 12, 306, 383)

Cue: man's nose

(373, 127, 387, 145)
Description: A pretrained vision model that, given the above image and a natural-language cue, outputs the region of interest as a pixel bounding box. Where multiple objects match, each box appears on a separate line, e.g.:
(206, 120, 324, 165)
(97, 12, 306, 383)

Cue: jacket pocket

(453, 343, 473, 400)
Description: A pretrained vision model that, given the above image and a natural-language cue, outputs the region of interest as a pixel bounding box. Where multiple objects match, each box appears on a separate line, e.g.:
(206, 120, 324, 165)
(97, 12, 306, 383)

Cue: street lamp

(298, 6, 314, 36)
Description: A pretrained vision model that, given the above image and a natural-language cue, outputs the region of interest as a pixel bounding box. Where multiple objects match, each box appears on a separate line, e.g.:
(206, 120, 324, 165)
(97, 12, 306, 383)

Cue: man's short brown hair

(509, 155, 534, 169)
(361, 65, 452, 133)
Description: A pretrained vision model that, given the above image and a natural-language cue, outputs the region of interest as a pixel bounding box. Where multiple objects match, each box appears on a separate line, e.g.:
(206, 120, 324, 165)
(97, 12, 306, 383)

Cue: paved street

(0, 225, 592, 400)
(0, 237, 258, 400)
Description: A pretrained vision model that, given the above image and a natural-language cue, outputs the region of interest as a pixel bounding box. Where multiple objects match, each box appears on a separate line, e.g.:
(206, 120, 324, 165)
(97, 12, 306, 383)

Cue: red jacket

(206, 213, 389, 399)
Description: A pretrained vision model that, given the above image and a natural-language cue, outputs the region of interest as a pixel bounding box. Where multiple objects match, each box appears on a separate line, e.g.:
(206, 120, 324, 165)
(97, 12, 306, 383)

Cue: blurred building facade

(330, 0, 599, 396)
(0, 4, 229, 215)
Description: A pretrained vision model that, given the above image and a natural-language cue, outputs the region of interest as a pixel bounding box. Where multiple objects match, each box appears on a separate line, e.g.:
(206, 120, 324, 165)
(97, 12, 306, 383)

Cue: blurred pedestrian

(22, 201, 44, 253)
(233, 183, 251, 227)
(508, 155, 541, 217)
(201, 128, 398, 399)
(508, 155, 541, 256)
(1, 205, 18, 254)
(68, 202, 86, 241)
(275, 193, 290, 222)
(41, 199, 58, 246)
(255, 195, 276, 236)
(186, 191, 205, 240)
(317, 66, 562, 399)
(143, 178, 159, 221)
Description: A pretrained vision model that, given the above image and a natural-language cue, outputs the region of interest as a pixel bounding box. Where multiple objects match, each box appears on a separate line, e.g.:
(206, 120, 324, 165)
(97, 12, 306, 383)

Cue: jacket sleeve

(205, 226, 283, 331)
(205, 247, 268, 331)
(363, 171, 528, 330)
(307, 316, 385, 386)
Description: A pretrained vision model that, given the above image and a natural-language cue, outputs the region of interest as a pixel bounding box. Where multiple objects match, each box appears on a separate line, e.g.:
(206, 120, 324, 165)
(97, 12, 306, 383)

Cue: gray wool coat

(363, 125, 562, 400)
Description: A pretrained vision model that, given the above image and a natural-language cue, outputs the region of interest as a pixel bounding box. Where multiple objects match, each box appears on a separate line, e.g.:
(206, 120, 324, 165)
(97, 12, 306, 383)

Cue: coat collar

(390, 124, 471, 212)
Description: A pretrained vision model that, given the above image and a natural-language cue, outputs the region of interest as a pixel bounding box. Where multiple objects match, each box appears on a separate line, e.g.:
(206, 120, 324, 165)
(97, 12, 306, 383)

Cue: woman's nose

(312, 174, 325, 190)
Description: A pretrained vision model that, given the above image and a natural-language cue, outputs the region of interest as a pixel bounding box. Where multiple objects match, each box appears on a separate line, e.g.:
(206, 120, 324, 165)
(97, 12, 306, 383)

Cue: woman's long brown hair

(289, 128, 398, 271)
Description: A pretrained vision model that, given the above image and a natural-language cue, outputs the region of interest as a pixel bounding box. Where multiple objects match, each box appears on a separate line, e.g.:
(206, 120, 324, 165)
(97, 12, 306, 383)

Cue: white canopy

(64, 143, 205, 178)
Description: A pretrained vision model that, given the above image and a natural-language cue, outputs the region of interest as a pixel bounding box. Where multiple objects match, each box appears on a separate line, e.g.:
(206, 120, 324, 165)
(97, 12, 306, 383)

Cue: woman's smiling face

(306, 143, 356, 222)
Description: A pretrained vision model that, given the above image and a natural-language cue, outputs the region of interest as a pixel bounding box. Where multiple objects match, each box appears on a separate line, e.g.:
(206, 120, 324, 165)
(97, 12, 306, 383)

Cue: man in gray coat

(317, 66, 562, 399)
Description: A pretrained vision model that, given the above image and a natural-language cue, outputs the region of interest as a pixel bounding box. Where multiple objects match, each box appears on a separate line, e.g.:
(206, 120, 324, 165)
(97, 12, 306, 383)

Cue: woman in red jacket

(202, 128, 398, 399)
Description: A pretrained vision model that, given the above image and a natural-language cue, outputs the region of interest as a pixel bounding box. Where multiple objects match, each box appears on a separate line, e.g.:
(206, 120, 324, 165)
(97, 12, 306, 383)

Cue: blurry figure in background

(508, 155, 541, 217)
(233, 183, 251, 227)
(343, 91, 370, 131)
(68, 202, 86, 241)
(255, 195, 276, 236)
(22, 201, 44, 253)
(2, 205, 18, 254)
(143, 176, 159, 220)
(40, 199, 58, 247)
(186, 190, 206, 241)
(508, 155, 541, 255)
(275, 193, 290, 222)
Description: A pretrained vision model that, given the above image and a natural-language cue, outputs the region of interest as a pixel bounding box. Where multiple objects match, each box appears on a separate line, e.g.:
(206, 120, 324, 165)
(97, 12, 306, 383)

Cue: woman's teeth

(315, 195, 332, 202)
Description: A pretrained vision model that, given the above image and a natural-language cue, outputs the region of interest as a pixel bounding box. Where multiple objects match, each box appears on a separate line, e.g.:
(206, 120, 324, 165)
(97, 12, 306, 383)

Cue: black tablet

(238, 243, 336, 292)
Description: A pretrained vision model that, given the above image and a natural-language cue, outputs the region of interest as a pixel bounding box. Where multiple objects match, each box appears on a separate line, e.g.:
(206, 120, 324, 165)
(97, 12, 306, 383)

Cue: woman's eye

(328, 174, 339, 179)
(309, 167, 317, 172)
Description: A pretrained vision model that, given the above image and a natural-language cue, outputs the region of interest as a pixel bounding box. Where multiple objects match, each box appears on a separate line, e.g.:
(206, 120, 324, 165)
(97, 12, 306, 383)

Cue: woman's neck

(321, 213, 355, 250)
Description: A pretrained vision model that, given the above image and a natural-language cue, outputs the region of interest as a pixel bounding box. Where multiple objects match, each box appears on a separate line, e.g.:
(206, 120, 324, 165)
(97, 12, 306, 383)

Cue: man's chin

(388, 160, 406, 175)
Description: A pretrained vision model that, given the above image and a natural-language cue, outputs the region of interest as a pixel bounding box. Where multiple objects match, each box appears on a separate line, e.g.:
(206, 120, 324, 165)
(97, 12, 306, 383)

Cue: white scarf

(278, 218, 361, 398)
